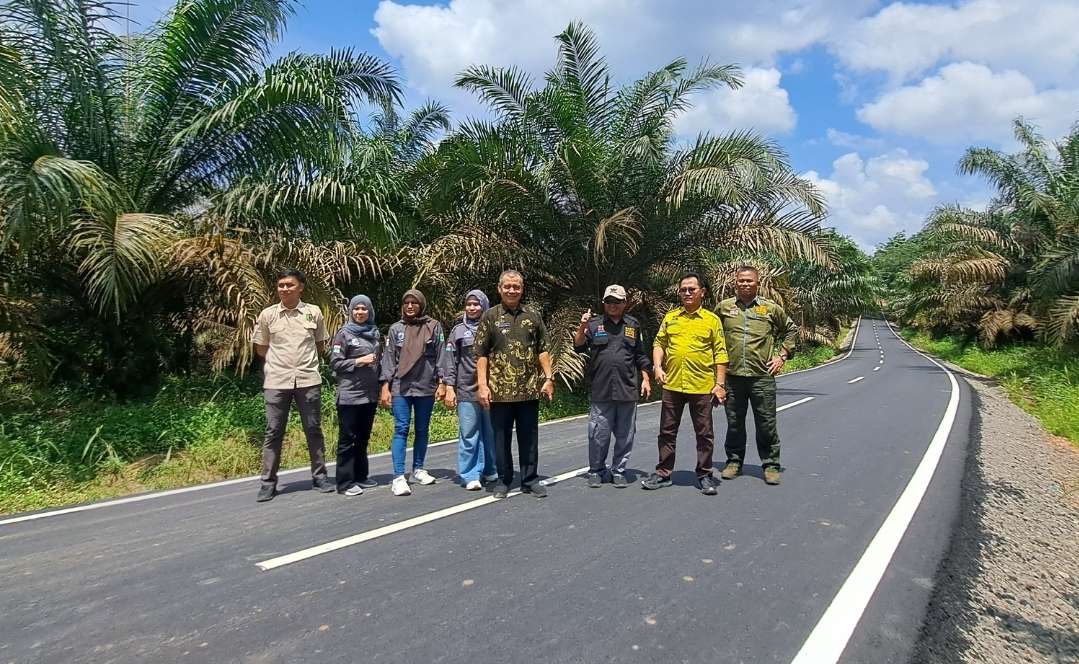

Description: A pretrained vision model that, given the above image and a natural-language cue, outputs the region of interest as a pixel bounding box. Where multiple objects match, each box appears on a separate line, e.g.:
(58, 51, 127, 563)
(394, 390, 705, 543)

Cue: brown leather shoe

(764, 468, 781, 485)
(720, 462, 742, 480)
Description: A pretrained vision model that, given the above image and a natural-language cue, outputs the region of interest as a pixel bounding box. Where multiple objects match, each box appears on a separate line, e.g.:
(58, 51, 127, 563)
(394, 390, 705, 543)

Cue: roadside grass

(0, 329, 850, 516)
(0, 373, 592, 515)
(782, 323, 850, 373)
(902, 330, 1079, 447)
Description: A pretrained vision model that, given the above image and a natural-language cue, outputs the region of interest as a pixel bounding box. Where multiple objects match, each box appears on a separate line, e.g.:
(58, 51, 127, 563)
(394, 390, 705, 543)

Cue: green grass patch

(782, 323, 849, 373)
(902, 330, 1079, 446)
(0, 372, 591, 516)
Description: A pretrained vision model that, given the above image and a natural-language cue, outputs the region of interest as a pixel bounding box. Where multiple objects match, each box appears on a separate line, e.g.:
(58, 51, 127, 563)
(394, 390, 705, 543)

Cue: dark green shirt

(717, 296, 798, 377)
(473, 304, 550, 402)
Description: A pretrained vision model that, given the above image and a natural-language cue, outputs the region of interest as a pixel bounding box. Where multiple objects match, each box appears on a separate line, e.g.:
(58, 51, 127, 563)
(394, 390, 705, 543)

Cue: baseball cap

(602, 284, 627, 301)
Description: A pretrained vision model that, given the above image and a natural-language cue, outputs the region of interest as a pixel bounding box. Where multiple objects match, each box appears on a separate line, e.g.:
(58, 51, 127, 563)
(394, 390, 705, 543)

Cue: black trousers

(490, 400, 539, 488)
(335, 402, 377, 490)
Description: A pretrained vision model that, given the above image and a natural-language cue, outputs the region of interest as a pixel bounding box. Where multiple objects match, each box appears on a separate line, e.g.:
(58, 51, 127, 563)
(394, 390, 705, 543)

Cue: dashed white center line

(256, 466, 590, 571)
(256, 395, 823, 572)
(873, 367, 881, 372)
(777, 396, 815, 411)
(848, 376, 865, 384)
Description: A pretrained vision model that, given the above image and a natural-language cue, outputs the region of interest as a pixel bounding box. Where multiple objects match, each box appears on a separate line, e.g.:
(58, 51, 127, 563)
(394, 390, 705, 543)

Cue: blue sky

(126, 0, 1079, 251)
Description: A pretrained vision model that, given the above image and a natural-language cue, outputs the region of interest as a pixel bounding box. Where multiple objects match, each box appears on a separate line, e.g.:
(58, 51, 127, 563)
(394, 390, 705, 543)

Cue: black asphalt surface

(0, 318, 970, 664)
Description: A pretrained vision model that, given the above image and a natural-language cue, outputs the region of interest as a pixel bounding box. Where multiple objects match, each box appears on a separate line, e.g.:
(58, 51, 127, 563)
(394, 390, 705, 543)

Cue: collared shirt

(573, 314, 652, 402)
(473, 304, 550, 403)
(251, 301, 330, 389)
(439, 320, 482, 402)
(655, 306, 728, 395)
(329, 328, 382, 405)
(718, 296, 798, 377)
(380, 321, 445, 397)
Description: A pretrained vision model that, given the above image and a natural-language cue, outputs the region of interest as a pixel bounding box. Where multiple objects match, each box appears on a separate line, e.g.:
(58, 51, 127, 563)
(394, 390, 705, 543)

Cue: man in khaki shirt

(251, 269, 334, 502)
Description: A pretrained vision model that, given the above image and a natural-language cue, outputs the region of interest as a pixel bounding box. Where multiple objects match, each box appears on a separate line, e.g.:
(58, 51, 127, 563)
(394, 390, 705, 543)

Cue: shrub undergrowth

(902, 330, 1079, 446)
(0, 332, 845, 515)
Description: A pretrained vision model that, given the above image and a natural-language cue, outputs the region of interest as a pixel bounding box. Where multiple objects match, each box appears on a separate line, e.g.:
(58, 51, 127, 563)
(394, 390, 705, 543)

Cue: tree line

(873, 119, 1079, 349)
(0, 0, 874, 398)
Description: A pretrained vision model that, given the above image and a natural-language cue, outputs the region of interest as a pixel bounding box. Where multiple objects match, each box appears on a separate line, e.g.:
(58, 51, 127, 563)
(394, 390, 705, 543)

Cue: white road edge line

(255, 466, 590, 571)
(258, 396, 821, 571)
(847, 376, 865, 384)
(0, 406, 653, 527)
(790, 319, 960, 664)
(2, 317, 861, 528)
(781, 316, 861, 377)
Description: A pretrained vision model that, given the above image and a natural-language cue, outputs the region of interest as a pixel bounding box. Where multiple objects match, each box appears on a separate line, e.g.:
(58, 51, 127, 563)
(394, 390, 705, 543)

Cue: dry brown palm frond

(543, 301, 589, 386)
(1045, 294, 1079, 346)
(591, 207, 643, 265)
(168, 233, 267, 372)
(797, 325, 835, 347)
(718, 216, 833, 269)
(168, 230, 395, 372)
(978, 308, 1038, 348)
(911, 252, 1009, 286)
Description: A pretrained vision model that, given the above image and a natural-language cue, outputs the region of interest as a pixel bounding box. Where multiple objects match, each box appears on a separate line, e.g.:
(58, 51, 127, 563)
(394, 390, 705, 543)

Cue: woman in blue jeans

(380, 289, 445, 496)
(439, 290, 497, 490)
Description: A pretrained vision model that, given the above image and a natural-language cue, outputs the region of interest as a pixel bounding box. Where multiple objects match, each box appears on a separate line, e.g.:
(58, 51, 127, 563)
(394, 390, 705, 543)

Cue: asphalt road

(0, 318, 971, 664)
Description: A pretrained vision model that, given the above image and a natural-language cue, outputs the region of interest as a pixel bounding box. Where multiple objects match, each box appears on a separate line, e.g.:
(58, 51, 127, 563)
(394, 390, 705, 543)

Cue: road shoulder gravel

(913, 375, 1079, 663)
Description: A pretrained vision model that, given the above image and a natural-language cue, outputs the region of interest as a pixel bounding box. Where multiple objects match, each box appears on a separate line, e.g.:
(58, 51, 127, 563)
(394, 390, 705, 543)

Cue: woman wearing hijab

(330, 295, 382, 496)
(380, 289, 446, 496)
(439, 290, 497, 490)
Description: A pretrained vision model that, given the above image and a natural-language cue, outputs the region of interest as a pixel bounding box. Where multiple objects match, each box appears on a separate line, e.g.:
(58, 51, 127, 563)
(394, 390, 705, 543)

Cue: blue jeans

(391, 395, 435, 476)
(457, 400, 495, 482)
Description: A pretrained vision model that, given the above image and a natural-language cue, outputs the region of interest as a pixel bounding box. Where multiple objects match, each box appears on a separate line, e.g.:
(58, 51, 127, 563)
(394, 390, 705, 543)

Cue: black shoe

(492, 485, 510, 499)
(313, 477, 335, 493)
(523, 482, 548, 498)
(612, 473, 629, 488)
(587, 472, 602, 488)
(356, 479, 378, 489)
(697, 475, 719, 495)
(640, 473, 672, 490)
(256, 484, 276, 502)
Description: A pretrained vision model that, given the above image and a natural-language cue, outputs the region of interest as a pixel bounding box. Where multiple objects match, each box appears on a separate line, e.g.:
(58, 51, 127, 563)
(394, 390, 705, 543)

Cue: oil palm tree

(900, 119, 1078, 346)
(417, 22, 831, 378)
(0, 0, 403, 390)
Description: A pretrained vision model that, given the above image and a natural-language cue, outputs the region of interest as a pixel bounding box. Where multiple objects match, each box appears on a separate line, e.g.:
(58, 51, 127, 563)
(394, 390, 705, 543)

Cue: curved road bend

(0, 318, 972, 663)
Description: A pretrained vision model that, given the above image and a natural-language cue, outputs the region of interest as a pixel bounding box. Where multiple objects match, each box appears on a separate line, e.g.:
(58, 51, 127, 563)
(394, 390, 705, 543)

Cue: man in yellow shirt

(642, 273, 729, 495)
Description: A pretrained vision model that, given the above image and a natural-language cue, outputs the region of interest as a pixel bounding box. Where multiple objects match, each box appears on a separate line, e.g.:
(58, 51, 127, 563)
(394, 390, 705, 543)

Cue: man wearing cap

(573, 285, 652, 488)
(717, 265, 798, 485)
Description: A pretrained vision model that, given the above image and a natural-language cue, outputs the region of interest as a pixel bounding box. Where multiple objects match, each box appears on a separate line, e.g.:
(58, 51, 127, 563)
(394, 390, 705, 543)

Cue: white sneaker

(391, 475, 412, 496)
(465, 480, 482, 491)
(482, 474, 499, 484)
(343, 484, 364, 497)
(411, 469, 436, 485)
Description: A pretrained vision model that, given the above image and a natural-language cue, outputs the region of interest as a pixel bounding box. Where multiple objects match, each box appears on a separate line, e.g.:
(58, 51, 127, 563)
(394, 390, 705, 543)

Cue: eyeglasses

(677, 287, 700, 294)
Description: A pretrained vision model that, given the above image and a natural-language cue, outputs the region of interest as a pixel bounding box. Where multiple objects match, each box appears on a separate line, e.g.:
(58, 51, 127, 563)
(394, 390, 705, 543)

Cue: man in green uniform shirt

(717, 266, 798, 485)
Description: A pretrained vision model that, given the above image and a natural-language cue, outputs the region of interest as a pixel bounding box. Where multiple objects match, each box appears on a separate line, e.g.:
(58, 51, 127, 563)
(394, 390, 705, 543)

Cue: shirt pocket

(268, 318, 288, 335)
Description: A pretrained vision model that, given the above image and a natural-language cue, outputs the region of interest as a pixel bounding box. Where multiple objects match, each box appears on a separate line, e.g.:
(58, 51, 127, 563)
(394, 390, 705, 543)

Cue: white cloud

(372, 0, 871, 119)
(826, 128, 885, 151)
(803, 150, 939, 250)
(673, 68, 796, 136)
(833, 0, 1079, 87)
(857, 62, 1079, 145)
